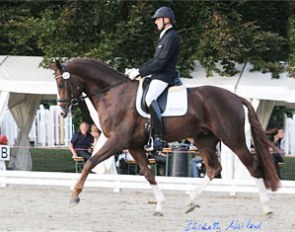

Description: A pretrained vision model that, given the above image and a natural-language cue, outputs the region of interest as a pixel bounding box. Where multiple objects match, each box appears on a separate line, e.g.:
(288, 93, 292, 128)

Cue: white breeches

(145, 79, 168, 107)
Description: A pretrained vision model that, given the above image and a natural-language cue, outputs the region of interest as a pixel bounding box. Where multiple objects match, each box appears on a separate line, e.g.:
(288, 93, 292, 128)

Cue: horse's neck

(70, 62, 120, 88)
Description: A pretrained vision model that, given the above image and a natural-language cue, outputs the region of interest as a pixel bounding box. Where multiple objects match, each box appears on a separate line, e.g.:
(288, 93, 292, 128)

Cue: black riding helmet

(151, 6, 175, 23)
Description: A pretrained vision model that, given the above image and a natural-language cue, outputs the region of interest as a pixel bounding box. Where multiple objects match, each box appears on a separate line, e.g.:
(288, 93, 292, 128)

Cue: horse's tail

(241, 97, 280, 191)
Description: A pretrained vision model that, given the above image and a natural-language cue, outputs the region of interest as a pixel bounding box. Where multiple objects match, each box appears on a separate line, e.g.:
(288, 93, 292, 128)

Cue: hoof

(264, 210, 273, 219)
(185, 203, 200, 214)
(69, 197, 80, 208)
(147, 200, 157, 205)
(153, 211, 164, 217)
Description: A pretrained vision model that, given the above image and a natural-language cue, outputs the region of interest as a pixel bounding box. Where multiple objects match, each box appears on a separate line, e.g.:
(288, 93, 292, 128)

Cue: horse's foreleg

(150, 181, 165, 216)
(129, 149, 165, 216)
(70, 160, 93, 206)
(70, 139, 120, 207)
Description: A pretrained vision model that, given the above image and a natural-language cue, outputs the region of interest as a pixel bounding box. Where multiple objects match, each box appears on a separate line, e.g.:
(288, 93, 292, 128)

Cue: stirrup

(144, 137, 154, 152)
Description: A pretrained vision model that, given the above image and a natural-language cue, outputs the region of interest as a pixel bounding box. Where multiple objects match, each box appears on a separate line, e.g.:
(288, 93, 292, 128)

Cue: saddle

(135, 77, 188, 118)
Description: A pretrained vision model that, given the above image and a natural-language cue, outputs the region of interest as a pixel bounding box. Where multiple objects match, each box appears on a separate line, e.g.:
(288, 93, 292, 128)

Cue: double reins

(55, 65, 127, 108)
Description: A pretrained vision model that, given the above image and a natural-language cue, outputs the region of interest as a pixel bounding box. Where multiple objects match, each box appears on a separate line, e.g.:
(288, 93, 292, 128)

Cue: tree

(1, 0, 292, 76)
(1, 0, 294, 126)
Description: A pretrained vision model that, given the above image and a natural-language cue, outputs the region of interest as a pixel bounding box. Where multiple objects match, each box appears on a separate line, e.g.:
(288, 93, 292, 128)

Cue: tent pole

(234, 62, 247, 93)
(0, 55, 9, 66)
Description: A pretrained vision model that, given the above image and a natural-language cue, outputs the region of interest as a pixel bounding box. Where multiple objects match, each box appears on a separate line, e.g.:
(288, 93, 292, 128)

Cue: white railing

(0, 171, 294, 194)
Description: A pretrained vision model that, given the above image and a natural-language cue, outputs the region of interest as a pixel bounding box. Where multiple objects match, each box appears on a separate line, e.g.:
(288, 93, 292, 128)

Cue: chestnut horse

(51, 58, 279, 216)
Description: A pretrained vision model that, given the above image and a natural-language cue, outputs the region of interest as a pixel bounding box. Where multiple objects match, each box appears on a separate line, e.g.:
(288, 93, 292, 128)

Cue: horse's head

(50, 60, 83, 117)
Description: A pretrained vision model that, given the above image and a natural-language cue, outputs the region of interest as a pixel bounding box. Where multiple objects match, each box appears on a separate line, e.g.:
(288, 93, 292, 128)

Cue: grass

(30, 147, 75, 173)
(280, 156, 295, 180)
(7, 148, 295, 180)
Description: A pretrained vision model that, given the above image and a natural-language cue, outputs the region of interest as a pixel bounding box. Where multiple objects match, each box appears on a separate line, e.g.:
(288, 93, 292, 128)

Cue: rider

(125, 6, 180, 151)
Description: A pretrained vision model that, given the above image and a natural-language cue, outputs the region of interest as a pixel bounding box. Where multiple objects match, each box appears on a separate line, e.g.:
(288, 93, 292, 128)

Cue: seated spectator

(148, 150, 167, 176)
(116, 150, 136, 174)
(274, 128, 286, 155)
(180, 138, 203, 178)
(271, 128, 285, 179)
(69, 122, 94, 162)
(191, 155, 203, 177)
(90, 124, 100, 149)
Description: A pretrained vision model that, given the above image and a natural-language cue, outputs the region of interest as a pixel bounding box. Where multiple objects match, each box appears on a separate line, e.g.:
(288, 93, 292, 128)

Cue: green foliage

(1, 0, 292, 76)
(287, 14, 295, 78)
(1, 0, 295, 122)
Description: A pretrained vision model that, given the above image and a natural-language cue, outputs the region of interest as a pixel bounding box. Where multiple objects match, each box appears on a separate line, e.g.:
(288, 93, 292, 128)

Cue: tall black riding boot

(148, 100, 164, 150)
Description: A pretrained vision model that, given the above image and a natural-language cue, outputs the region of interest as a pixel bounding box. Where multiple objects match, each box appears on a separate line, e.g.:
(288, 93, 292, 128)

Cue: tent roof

(0, 55, 57, 95)
(2, 56, 295, 103)
(182, 61, 295, 103)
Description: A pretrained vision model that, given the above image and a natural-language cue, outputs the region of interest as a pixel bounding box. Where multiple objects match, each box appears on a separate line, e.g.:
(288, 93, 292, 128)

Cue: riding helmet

(151, 6, 175, 21)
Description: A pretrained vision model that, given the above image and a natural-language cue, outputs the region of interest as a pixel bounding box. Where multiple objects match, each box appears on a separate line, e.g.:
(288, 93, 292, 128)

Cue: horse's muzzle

(60, 110, 68, 118)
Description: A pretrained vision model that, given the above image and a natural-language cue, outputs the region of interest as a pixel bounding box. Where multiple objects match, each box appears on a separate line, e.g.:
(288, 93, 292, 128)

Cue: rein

(56, 67, 127, 106)
(85, 79, 127, 99)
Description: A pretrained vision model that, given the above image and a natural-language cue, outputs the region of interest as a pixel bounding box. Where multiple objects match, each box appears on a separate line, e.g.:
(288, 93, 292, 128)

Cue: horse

(50, 58, 280, 216)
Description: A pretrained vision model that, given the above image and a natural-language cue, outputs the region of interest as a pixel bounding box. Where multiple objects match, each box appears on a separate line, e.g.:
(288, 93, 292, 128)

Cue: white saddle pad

(135, 78, 188, 118)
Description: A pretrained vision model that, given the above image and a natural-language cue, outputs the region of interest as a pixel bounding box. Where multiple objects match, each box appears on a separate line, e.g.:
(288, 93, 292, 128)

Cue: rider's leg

(145, 79, 168, 150)
(148, 100, 163, 149)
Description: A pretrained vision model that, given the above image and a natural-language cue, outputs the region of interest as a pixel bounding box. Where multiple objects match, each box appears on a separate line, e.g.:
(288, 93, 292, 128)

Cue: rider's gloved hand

(125, 68, 139, 80)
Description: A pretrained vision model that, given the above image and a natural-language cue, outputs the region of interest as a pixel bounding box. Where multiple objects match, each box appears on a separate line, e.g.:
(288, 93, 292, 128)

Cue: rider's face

(155, 17, 165, 31)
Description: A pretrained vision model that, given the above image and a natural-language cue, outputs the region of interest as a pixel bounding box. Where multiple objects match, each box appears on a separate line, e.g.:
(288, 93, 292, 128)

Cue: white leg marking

(151, 184, 165, 213)
(255, 178, 272, 215)
(188, 175, 211, 203)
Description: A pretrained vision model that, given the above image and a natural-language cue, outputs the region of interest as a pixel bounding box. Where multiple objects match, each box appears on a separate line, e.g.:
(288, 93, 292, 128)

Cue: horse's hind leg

(256, 178, 272, 216)
(186, 135, 221, 214)
(129, 148, 165, 216)
(231, 145, 272, 215)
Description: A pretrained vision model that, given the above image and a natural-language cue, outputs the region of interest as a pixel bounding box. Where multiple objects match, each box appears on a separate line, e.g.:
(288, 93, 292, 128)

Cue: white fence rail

(1, 171, 295, 194)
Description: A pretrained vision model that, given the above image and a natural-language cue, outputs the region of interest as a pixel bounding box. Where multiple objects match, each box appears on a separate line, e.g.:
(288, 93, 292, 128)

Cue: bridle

(55, 64, 127, 113)
(55, 65, 84, 113)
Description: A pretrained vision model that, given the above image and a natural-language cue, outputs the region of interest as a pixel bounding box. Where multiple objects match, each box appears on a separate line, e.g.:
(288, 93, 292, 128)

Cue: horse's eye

(58, 83, 65, 88)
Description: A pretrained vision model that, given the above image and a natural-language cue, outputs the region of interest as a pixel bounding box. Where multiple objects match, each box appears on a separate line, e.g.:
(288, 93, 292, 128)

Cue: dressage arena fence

(1, 171, 295, 195)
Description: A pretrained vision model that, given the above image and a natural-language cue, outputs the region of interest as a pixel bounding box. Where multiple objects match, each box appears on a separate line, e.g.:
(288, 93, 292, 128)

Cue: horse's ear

(48, 62, 57, 71)
(55, 59, 63, 71)
(48, 59, 62, 71)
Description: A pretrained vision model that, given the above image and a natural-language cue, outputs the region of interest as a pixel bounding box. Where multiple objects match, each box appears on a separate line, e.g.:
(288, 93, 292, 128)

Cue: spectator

(116, 150, 136, 174)
(274, 128, 286, 154)
(90, 124, 100, 149)
(69, 122, 94, 162)
(272, 128, 285, 179)
(148, 150, 167, 176)
(185, 138, 204, 178)
(191, 155, 203, 178)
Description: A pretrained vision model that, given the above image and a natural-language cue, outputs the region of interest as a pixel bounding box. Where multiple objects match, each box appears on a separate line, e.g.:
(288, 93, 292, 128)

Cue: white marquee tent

(184, 61, 295, 136)
(0, 55, 57, 171)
